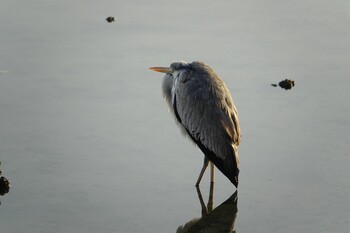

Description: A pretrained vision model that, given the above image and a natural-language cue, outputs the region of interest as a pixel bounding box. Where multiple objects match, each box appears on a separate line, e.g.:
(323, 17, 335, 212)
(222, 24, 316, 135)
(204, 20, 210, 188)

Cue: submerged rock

(0, 162, 10, 196)
(0, 176, 10, 196)
(279, 79, 295, 90)
(106, 16, 115, 23)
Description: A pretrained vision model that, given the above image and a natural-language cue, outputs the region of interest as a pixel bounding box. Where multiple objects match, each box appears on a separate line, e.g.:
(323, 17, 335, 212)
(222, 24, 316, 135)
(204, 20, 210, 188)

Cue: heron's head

(150, 61, 195, 108)
(149, 61, 193, 83)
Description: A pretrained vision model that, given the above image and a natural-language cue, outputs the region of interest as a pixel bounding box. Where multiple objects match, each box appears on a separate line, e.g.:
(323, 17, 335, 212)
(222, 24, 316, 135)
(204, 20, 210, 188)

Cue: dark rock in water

(0, 162, 10, 196)
(278, 79, 295, 90)
(271, 84, 278, 87)
(106, 16, 115, 23)
(0, 176, 10, 196)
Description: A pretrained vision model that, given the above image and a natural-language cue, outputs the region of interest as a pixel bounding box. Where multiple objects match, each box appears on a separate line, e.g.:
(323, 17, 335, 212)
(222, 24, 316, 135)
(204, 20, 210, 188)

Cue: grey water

(0, 0, 349, 232)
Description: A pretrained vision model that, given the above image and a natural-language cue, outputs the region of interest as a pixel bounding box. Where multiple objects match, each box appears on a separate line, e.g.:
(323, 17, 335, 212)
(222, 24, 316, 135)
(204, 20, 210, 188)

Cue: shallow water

(0, 0, 349, 232)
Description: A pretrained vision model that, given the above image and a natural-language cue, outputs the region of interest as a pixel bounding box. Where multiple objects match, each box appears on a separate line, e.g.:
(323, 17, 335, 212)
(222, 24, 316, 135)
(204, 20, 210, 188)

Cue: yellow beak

(149, 67, 172, 73)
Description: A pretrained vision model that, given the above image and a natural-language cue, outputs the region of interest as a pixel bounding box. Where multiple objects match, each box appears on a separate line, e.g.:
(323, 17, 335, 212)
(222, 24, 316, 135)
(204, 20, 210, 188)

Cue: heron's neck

(171, 76, 179, 106)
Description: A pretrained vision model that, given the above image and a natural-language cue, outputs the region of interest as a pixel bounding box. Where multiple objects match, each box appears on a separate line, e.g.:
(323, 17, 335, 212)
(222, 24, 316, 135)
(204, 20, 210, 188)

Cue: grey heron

(150, 61, 241, 187)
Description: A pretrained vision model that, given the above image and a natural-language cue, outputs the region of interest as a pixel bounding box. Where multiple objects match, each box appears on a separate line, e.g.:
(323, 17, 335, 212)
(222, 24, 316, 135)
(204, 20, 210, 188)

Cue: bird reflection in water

(177, 183, 238, 233)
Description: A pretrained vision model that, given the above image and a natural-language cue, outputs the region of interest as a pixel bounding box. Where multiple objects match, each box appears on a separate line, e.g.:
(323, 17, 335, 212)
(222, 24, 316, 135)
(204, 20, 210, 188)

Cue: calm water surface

(0, 0, 349, 232)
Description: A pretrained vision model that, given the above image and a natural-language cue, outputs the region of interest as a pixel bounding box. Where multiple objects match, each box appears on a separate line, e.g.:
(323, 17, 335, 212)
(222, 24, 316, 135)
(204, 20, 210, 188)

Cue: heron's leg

(195, 156, 209, 186)
(207, 180, 214, 212)
(210, 162, 215, 183)
(195, 186, 208, 216)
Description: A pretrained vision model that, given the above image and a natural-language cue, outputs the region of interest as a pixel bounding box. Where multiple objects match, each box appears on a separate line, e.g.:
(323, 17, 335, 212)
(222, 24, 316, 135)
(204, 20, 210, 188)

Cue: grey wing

(175, 80, 240, 160)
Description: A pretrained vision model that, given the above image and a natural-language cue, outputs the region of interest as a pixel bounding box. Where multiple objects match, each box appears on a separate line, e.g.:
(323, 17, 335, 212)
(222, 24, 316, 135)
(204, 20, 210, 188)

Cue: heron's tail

(186, 129, 239, 187)
(203, 144, 239, 188)
(222, 145, 239, 187)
